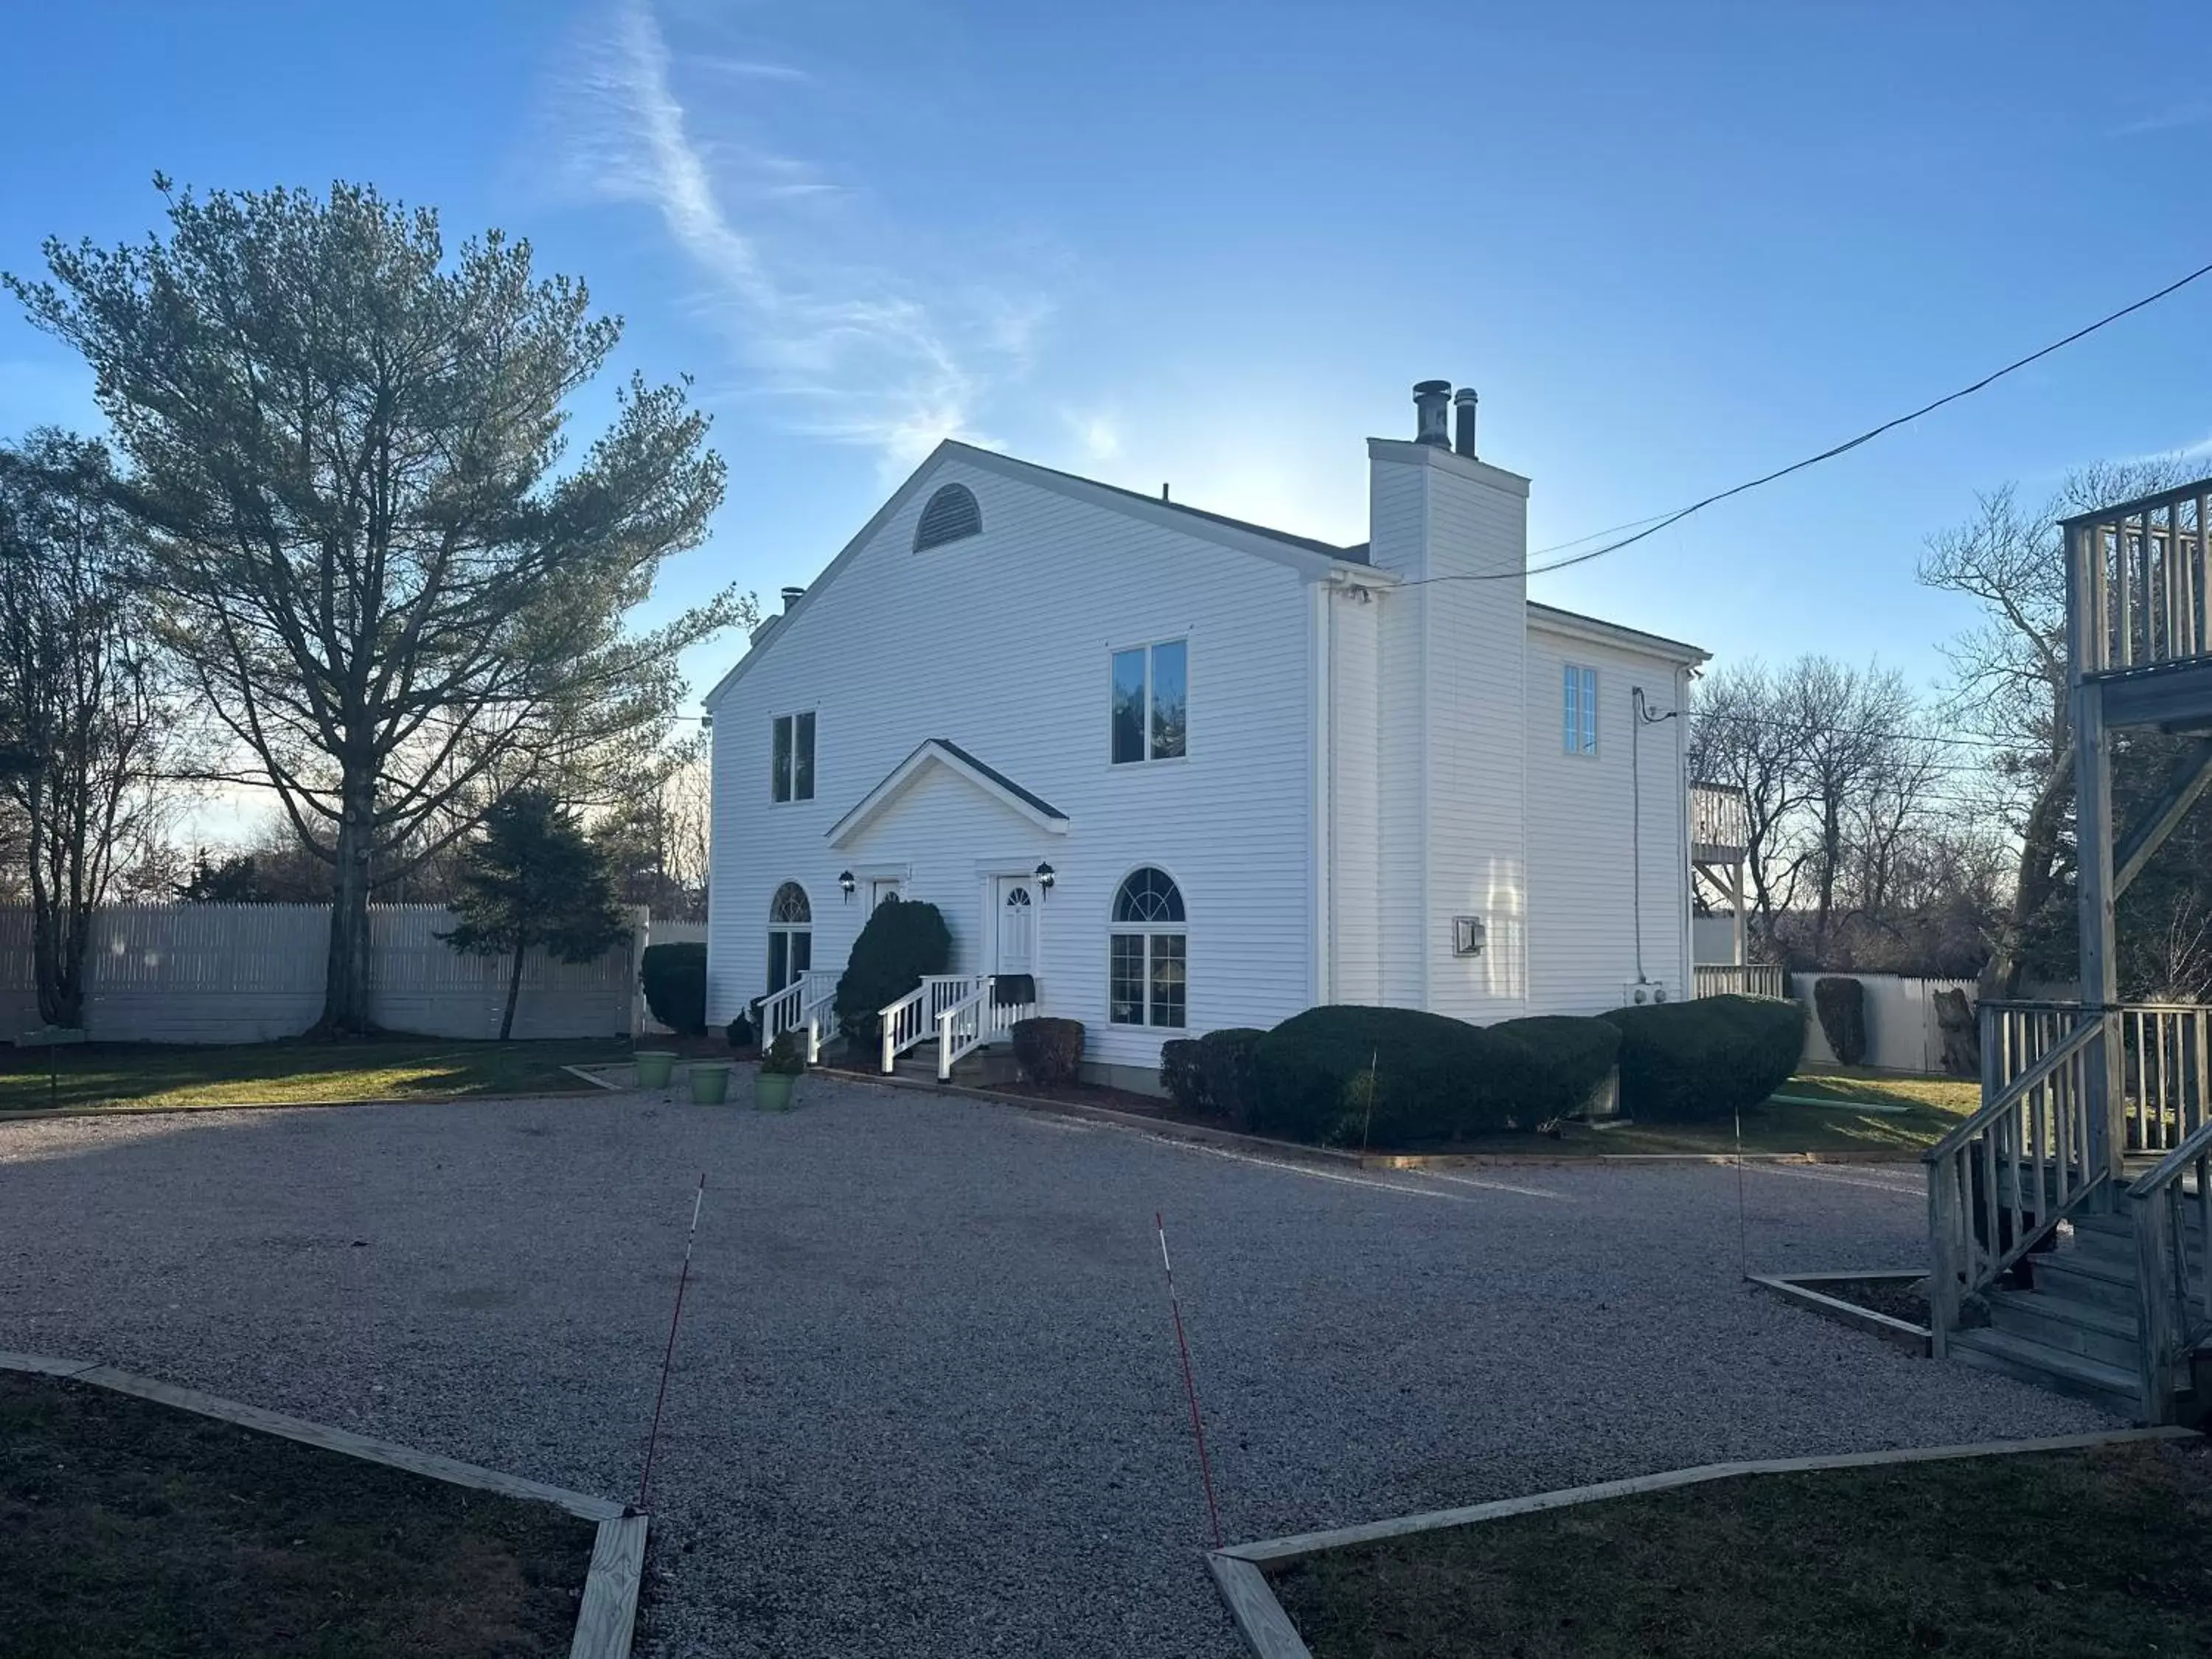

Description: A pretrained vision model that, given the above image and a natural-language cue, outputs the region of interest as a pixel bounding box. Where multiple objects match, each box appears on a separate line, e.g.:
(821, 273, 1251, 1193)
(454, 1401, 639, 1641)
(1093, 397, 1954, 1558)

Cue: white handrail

(759, 979, 806, 1046)
(937, 983, 989, 1081)
(799, 970, 838, 1064)
(878, 985, 928, 1074)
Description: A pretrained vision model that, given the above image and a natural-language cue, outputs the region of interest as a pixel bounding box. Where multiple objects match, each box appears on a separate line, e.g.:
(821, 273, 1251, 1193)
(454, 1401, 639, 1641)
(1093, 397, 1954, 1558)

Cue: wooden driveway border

(1, 1353, 646, 1659)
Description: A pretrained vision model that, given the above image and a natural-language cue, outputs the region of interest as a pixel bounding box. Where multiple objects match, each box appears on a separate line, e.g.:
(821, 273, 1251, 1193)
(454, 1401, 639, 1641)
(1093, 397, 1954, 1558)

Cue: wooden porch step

(1984, 1287, 2141, 1371)
(1948, 1327, 2140, 1416)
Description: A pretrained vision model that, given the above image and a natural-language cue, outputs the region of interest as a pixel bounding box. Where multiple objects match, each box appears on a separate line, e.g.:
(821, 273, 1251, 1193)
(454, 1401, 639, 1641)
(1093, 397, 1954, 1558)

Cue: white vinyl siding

(1524, 627, 1691, 1014)
(707, 456, 1313, 1071)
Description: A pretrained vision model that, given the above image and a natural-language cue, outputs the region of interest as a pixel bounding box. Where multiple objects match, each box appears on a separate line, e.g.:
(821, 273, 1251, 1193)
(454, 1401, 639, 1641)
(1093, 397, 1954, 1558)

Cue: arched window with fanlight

(1109, 867, 1185, 1029)
(913, 482, 982, 552)
(768, 881, 813, 994)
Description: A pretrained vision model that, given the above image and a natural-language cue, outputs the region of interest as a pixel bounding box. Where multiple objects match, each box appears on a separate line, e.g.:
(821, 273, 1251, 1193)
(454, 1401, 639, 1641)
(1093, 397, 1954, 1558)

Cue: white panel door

(994, 877, 1036, 976)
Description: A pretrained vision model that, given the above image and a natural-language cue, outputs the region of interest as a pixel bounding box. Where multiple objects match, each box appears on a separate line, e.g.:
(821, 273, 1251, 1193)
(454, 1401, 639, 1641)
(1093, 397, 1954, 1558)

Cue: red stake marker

(1156, 1211, 1224, 1548)
(636, 1172, 706, 1512)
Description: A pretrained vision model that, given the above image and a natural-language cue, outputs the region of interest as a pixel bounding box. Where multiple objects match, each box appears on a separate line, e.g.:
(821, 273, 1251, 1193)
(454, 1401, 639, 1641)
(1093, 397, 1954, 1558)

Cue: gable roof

(825, 738, 1070, 850)
(702, 441, 1380, 709)
(702, 439, 1705, 703)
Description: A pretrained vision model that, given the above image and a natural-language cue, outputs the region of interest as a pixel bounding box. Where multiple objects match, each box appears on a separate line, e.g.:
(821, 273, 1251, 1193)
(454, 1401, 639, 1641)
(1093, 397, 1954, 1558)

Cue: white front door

(994, 877, 1036, 977)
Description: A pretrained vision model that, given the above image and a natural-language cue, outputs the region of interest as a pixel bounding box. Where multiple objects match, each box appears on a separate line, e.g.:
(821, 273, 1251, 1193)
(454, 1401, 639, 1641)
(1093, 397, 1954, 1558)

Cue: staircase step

(1949, 1327, 2141, 1416)
(1985, 1289, 2141, 1369)
(2030, 1245, 2138, 1288)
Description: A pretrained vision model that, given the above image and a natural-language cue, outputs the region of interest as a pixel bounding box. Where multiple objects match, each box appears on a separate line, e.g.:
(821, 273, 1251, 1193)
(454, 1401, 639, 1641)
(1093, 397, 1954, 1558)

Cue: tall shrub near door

(834, 897, 951, 1056)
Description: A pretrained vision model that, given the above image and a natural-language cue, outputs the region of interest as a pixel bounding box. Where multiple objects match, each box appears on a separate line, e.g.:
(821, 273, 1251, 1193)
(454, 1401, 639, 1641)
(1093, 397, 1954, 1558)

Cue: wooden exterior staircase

(1929, 478, 2212, 1422)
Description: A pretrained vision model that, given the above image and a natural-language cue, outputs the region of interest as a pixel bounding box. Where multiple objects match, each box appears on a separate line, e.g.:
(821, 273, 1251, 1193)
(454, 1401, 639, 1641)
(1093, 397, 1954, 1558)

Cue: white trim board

(826, 738, 1070, 849)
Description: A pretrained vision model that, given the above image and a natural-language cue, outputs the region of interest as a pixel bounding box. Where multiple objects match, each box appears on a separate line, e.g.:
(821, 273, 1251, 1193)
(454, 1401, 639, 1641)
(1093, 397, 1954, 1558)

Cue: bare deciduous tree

(0, 431, 183, 1025)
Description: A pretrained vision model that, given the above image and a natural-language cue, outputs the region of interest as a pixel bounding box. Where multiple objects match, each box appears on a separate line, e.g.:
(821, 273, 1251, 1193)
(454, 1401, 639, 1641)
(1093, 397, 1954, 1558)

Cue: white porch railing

(936, 976, 1039, 1081)
(759, 978, 805, 1046)
(879, 975, 988, 1072)
(1693, 964, 1785, 1000)
(799, 970, 838, 1063)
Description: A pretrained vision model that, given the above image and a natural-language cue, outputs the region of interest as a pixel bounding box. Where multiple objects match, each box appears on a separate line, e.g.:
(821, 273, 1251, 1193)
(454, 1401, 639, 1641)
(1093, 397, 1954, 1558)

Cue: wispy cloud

(2116, 101, 2212, 137)
(1065, 409, 1121, 462)
(552, 0, 1047, 471)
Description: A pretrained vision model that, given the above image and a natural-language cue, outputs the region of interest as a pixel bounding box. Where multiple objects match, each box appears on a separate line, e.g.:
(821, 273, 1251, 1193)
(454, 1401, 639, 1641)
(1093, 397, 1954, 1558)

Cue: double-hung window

(1110, 640, 1188, 765)
(772, 711, 815, 802)
(1562, 665, 1598, 756)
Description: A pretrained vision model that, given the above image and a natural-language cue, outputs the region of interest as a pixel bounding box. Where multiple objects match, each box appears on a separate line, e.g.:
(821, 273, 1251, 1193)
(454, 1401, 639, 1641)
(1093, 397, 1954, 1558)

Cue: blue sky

(4, 0, 2210, 779)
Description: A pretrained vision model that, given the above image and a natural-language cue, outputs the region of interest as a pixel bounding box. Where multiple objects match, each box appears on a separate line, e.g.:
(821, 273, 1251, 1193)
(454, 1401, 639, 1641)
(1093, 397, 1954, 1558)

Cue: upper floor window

(914, 483, 982, 552)
(1110, 639, 1188, 765)
(1562, 664, 1598, 756)
(773, 711, 815, 801)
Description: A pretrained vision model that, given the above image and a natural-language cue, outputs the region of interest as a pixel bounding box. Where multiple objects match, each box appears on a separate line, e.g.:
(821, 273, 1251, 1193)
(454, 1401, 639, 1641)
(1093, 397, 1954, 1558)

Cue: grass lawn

(0, 1371, 595, 1658)
(1267, 1439, 2212, 1658)
(0, 1036, 632, 1116)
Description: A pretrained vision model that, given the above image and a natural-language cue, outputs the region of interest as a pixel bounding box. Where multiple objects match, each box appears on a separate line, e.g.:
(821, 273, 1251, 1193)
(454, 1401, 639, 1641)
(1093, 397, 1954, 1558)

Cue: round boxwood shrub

(1599, 994, 1806, 1123)
(1197, 1027, 1267, 1129)
(1159, 1038, 1206, 1113)
(1813, 975, 1868, 1066)
(1012, 1017, 1084, 1086)
(833, 896, 952, 1055)
(1253, 1006, 1620, 1148)
(640, 942, 707, 1035)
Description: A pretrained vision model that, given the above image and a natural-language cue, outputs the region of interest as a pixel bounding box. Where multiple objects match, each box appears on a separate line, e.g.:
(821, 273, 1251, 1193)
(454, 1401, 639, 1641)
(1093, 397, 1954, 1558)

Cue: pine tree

(442, 790, 627, 1040)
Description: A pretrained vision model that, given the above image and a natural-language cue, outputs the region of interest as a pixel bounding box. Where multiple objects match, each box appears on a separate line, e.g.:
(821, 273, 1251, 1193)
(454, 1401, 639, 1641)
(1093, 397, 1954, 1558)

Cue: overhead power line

(1405, 253, 2212, 586)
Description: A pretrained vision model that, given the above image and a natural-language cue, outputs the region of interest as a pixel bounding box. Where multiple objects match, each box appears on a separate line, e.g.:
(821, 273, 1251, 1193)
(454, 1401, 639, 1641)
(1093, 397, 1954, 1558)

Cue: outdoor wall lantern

(1453, 915, 1486, 957)
(838, 870, 857, 902)
(1034, 861, 1056, 899)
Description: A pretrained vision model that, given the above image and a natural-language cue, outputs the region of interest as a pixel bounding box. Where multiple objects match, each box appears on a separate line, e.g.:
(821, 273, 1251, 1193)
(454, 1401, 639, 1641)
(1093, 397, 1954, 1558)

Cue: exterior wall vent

(914, 483, 984, 552)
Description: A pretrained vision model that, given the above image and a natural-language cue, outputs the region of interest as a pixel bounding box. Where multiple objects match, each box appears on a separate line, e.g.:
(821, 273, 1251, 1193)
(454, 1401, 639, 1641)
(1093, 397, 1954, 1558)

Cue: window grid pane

(772, 714, 792, 801)
(1150, 641, 1186, 759)
(793, 710, 815, 800)
(1110, 650, 1147, 765)
(1562, 665, 1578, 754)
(1109, 933, 1146, 1025)
(1149, 933, 1186, 1029)
(1581, 668, 1599, 752)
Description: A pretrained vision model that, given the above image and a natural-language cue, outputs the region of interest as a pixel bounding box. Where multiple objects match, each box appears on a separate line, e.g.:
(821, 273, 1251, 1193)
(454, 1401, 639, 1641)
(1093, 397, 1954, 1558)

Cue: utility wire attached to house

(1401, 253, 2212, 586)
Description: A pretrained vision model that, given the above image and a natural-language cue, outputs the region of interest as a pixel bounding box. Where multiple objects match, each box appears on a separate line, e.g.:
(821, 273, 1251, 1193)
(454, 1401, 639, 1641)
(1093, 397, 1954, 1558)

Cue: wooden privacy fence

(0, 905, 647, 1044)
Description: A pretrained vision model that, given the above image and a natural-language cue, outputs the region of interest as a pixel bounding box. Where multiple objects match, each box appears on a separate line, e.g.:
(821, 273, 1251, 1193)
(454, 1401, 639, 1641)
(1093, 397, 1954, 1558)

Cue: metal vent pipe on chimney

(781, 585, 806, 612)
(1412, 380, 1452, 447)
(1453, 386, 1478, 459)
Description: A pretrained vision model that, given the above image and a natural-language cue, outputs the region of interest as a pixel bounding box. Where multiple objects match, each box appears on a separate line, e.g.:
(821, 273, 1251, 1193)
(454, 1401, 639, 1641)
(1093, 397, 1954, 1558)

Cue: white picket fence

(0, 904, 648, 1044)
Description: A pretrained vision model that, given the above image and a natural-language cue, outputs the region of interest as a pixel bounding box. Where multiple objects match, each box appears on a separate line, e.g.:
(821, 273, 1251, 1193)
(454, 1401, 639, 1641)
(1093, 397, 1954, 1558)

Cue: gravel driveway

(0, 1077, 2117, 1657)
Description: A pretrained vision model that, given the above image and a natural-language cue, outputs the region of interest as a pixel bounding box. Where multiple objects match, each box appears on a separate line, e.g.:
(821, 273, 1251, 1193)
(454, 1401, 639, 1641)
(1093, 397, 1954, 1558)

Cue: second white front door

(995, 877, 1036, 977)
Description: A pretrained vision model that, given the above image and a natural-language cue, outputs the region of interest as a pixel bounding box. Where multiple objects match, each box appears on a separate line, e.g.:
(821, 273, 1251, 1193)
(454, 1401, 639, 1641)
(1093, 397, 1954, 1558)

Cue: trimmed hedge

(1599, 995, 1806, 1123)
(1252, 1006, 1621, 1148)
(640, 942, 706, 1035)
(1013, 1017, 1084, 1086)
(1160, 1039, 1206, 1113)
(1197, 1027, 1266, 1130)
(834, 896, 952, 1055)
(1814, 976, 1868, 1066)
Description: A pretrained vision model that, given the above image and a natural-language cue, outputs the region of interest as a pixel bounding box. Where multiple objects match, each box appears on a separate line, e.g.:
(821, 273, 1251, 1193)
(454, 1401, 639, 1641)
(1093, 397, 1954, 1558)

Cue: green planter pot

(754, 1071, 799, 1113)
(634, 1050, 676, 1089)
(690, 1063, 732, 1105)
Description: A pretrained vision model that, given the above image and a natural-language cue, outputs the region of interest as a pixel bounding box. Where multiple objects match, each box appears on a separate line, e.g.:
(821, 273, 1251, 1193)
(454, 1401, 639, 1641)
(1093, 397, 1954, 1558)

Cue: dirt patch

(0, 1371, 594, 1658)
(1268, 1439, 2212, 1659)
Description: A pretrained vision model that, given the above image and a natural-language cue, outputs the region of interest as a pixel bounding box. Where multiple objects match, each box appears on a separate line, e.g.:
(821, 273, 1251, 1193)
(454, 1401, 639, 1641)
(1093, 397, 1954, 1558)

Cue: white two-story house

(703, 380, 1707, 1090)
